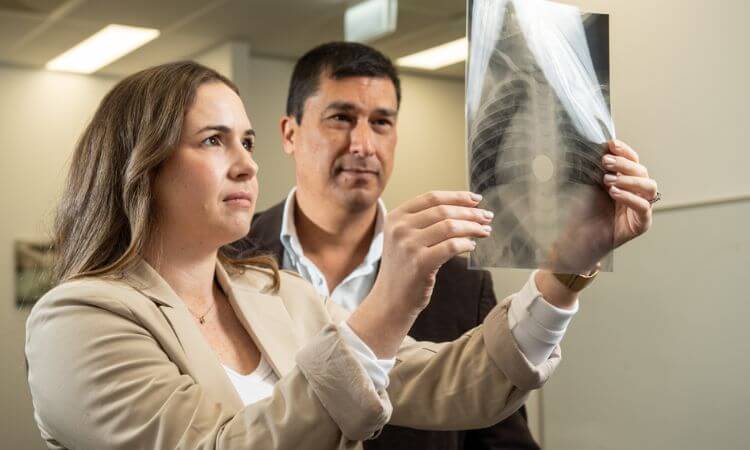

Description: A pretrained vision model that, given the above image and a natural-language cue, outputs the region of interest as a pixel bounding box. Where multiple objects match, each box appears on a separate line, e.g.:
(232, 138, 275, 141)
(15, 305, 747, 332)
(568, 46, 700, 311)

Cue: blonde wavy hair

(52, 61, 279, 290)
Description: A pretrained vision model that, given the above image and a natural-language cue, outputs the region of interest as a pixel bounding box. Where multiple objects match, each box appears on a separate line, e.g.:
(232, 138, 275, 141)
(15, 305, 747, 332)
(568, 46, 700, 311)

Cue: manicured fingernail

(482, 225, 492, 233)
(470, 192, 482, 202)
(482, 209, 494, 219)
(610, 186, 622, 195)
(603, 155, 616, 167)
(604, 174, 617, 184)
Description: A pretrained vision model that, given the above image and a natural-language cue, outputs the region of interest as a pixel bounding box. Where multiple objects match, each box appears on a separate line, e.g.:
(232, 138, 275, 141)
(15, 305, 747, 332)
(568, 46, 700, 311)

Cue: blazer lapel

(216, 264, 300, 378)
(126, 260, 244, 411)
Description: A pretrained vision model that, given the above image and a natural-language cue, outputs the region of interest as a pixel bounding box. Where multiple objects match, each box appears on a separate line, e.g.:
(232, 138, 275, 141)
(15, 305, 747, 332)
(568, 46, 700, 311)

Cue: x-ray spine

(467, 0, 616, 273)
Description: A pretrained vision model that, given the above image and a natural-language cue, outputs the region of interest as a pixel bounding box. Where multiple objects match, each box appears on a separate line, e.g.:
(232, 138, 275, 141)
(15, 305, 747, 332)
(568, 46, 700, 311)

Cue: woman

(25, 61, 652, 450)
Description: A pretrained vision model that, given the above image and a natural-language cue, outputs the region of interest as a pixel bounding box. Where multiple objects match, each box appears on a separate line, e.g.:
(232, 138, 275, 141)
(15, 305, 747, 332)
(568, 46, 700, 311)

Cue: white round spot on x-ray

(532, 154, 554, 182)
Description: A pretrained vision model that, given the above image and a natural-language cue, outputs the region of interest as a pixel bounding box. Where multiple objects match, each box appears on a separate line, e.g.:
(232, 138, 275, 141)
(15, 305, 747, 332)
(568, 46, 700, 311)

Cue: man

(232, 42, 657, 449)
(234, 41, 540, 450)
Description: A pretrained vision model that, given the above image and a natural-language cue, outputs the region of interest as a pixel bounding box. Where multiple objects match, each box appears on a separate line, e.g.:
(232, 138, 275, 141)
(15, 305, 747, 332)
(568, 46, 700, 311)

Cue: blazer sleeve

(385, 295, 561, 431)
(25, 294, 390, 450)
(464, 271, 541, 450)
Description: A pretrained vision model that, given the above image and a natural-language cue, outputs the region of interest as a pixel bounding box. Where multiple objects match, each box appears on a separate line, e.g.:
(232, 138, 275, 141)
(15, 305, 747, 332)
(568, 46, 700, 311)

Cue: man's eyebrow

(323, 102, 398, 117)
(323, 101, 357, 113)
(195, 125, 255, 136)
(373, 108, 398, 117)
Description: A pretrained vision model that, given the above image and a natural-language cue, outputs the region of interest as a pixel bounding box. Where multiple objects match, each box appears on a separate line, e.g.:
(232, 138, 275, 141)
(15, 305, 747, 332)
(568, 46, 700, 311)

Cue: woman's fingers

(407, 204, 493, 229)
(608, 140, 640, 163)
(603, 174, 658, 201)
(609, 185, 652, 218)
(417, 218, 491, 247)
(396, 191, 481, 215)
(602, 153, 648, 178)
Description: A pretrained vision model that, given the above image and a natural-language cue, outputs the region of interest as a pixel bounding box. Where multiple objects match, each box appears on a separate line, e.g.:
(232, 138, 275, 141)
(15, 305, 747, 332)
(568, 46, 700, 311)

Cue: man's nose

(348, 120, 375, 157)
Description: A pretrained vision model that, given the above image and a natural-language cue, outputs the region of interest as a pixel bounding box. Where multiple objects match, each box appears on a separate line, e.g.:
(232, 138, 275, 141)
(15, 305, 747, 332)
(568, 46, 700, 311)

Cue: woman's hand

(545, 139, 658, 275)
(538, 140, 658, 308)
(603, 140, 657, 248)
(348, 191, 492, 358)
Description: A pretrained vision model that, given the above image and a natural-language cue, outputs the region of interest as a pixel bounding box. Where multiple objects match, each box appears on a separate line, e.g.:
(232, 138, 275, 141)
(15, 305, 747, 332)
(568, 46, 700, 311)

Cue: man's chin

(334, 187, 380, 212)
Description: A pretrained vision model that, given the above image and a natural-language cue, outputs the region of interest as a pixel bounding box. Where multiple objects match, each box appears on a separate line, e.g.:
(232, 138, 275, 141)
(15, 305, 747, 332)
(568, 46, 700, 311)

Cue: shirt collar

(279, 187, 387, 266)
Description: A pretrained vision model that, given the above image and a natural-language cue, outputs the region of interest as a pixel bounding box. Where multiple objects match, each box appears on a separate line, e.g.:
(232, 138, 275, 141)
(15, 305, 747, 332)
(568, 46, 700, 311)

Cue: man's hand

(348, 191, 492, 358)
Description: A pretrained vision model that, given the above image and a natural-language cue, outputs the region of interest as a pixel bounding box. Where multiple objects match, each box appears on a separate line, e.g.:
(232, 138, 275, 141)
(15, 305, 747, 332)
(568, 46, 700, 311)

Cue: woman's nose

(229, 143, 258, 180)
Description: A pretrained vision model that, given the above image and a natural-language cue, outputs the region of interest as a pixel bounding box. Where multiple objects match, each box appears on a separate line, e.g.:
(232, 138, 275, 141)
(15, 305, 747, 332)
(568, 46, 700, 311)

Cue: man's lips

(339, 168, 379, 175)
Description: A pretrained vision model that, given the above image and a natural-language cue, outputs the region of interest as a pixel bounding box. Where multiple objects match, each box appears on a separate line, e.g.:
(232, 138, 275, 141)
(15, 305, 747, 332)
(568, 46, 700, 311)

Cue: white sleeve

(508, 270, 579, 365)
(338, 321, 396, 391)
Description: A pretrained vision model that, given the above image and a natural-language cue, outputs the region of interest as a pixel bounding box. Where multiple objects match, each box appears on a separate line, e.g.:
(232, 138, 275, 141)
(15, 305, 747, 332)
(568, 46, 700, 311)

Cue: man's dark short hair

(286, 41, 402, 123)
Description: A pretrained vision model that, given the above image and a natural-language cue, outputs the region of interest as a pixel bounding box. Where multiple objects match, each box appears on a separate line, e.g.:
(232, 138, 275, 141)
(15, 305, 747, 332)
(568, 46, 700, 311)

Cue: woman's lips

(223, 192, 253, 208)
(224, 198, 253, 207)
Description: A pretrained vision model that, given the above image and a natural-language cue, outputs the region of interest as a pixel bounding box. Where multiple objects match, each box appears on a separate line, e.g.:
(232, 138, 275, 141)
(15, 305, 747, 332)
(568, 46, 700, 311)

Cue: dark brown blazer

(231, 200, 541, 450)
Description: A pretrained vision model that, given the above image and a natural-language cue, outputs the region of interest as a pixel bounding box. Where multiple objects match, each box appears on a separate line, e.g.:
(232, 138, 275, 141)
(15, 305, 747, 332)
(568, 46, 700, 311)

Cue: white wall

(0, 65, 117, 449)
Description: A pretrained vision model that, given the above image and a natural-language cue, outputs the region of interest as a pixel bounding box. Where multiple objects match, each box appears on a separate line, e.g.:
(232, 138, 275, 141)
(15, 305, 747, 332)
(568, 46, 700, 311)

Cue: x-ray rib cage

(467, 0, 616, 273)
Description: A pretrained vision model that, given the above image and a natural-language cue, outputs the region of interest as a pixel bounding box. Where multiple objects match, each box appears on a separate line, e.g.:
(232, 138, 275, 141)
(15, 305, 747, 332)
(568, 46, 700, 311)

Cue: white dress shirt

(280, 188, 386, 312)
(223, 188, 579, 405)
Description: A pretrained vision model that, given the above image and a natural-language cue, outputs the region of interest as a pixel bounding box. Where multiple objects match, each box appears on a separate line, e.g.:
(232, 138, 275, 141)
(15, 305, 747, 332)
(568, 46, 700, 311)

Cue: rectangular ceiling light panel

(46, 24, 160, 74)
(397, 37, 468, 70)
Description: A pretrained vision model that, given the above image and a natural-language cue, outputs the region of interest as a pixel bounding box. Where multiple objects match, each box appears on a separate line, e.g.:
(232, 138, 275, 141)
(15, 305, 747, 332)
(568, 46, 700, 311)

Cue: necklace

(188, 301, 216, 325)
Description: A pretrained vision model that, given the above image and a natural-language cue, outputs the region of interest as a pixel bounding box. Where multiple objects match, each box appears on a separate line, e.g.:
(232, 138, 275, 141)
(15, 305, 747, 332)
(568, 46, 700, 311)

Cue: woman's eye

(242, 139, 255, 151)
(202, 135, 221, 146)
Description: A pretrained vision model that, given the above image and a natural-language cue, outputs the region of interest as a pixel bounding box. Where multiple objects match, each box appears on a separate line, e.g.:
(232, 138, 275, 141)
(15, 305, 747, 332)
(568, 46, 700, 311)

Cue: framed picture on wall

(15, 240, 55, 308)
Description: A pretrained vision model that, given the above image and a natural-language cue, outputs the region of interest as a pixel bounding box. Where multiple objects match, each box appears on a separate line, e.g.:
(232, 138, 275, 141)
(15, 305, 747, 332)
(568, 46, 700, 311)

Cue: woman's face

(152, 81, 259, 252)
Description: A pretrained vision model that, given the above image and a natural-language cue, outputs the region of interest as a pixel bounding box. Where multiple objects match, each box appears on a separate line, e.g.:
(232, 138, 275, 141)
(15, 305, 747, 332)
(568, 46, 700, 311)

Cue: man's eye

(202, 135, 221, 146)
(242, 139, 255, 151)
(332, 114, 352, 123)
(373, 119, 392, 127)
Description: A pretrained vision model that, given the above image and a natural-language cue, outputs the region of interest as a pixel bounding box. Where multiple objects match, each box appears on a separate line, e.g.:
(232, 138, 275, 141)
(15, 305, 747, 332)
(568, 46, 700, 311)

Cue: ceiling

(0, 0, 467, 78)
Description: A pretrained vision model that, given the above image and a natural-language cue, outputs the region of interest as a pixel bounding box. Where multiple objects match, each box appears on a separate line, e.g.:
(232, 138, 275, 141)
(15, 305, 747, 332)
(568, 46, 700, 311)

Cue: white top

(223, 188, 580, 406)
(222, 321, 392, 406)
(222, 354, 279, 406)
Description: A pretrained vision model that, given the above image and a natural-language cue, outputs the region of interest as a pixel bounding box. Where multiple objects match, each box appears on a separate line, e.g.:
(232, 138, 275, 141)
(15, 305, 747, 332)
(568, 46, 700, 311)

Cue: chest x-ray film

(467, 0, 615, 273)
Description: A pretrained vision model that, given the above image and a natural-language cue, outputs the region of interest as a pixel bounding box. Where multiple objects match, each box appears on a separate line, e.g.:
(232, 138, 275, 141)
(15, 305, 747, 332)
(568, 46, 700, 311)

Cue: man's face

(281, 74, 398, 213)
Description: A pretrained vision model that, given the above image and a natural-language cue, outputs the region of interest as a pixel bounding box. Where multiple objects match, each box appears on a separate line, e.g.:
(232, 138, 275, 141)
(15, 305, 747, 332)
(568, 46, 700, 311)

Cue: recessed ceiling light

(345, 0, 398, 43)
(396, 37, 467, 70)
(46, 24, 160, 74)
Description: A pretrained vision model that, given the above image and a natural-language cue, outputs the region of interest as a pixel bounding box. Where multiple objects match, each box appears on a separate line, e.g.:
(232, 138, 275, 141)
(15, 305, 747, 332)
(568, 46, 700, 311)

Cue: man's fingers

(417, 219, 491, 247)
(408, 204, 493, 229)
(608, 140, 640, 163)
(397, 191, 482, 215)
(602, 154, 648, 177)
(604, 174, 658, 201)
(420, 238, 478, 269)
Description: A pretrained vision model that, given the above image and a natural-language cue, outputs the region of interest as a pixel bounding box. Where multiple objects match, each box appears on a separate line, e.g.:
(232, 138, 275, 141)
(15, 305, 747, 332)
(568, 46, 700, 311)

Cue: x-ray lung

(467, 0, 616, 273)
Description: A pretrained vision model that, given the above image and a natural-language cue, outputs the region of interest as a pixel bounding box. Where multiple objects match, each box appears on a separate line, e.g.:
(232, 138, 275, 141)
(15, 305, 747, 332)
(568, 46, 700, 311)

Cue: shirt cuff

(338, 321, 396, 391)
(508, 270, 579, 365)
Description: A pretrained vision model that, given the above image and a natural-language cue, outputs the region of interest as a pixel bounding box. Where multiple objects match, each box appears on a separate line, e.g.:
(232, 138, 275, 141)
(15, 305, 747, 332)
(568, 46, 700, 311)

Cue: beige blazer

(25, 260, 560, 450)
